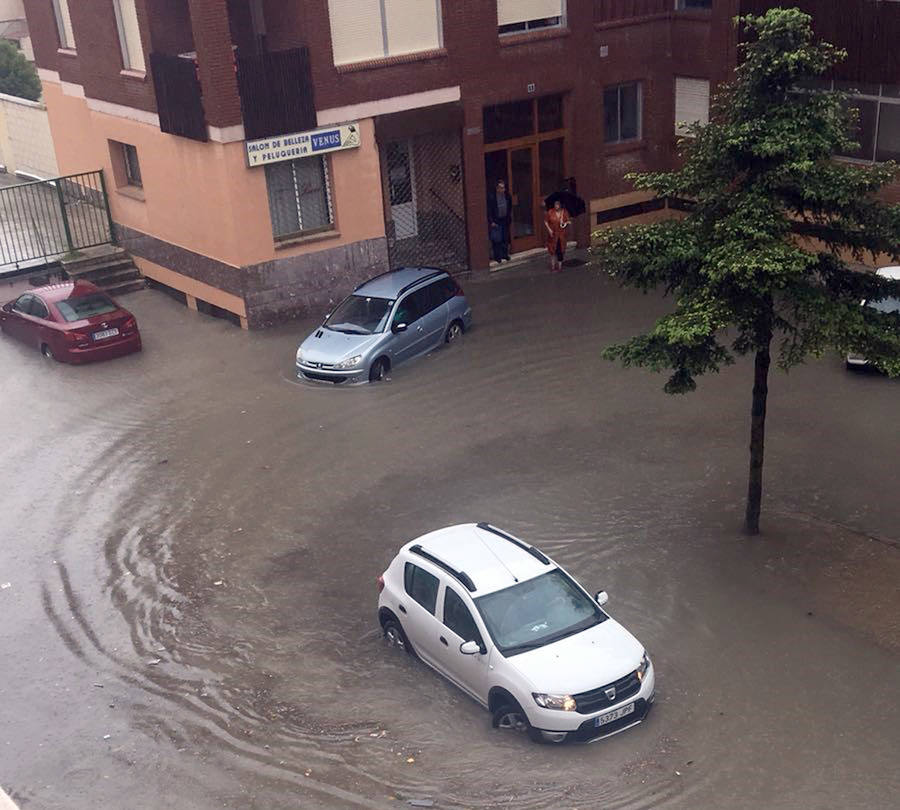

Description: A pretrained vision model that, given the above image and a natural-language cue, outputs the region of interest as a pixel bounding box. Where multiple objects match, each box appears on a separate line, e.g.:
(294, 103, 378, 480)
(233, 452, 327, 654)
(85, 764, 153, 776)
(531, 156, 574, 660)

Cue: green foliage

(592, 8, 900, 391)
(0, 41, 41, 102)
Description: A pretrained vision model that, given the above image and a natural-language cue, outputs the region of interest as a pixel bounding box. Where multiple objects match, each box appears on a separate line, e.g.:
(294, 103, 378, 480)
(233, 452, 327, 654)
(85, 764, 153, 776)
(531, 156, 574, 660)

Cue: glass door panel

(509, 147, 535, 250)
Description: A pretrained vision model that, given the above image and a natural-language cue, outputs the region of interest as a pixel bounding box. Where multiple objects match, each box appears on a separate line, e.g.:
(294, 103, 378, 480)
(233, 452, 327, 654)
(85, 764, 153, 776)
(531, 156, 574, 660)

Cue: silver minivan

(296, 267, 473, 383)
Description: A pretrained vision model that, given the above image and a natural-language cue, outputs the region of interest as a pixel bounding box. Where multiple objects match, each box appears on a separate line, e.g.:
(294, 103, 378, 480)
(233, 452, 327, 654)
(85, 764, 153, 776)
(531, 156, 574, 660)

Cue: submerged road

(1, 266, 898, 809)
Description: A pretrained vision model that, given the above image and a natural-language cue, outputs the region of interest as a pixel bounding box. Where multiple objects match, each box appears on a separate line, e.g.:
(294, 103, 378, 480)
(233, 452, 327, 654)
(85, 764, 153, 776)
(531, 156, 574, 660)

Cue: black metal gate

(0, 170, 114, 269)
(381, 131, 468, 275)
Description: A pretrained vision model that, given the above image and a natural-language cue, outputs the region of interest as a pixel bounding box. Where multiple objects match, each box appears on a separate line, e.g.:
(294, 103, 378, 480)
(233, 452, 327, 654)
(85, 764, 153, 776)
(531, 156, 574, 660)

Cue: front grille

(573, 670, 641, 714)
(572, 698, 648, 743)
(301, 371, 348, 383)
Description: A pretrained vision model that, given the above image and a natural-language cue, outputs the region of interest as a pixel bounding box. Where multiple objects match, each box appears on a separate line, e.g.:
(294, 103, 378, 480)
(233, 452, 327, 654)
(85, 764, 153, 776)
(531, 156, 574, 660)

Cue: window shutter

(675, 77, 710, 135)
(328, 0, 385, 65)
(384, 0, 441, 57)
(497, 0, 563, 27)
(116, 0, 146, 72)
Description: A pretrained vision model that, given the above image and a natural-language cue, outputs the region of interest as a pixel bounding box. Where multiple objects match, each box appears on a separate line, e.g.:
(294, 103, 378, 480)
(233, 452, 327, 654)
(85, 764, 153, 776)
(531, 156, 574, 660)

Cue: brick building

(20, 1, 899, 327)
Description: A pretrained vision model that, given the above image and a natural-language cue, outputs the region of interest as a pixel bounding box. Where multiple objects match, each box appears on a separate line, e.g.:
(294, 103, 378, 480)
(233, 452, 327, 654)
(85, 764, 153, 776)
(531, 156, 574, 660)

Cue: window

(404, 563, 439, 614)
(113, 0, 146, 72)
(806, 81, 900, 164)
(325, 295, 394, 334)
(327, 0, 443, 66)
(497, 0, 565, 35)
(29, 298, 50, 320)
(675, 77, 710, 135)
(122, 143, 142, 187)
(51, 0, 75, 50)
(475, 569, 605, 655)
(265, 157, 333, 239)
(443, 588, 482, 644)
(56, 295, 117, 323)
(12, 294, 33, 314)
(675, 0, 712, 9)
(483, 94, 564, 144)
(604, 82, 641, 143)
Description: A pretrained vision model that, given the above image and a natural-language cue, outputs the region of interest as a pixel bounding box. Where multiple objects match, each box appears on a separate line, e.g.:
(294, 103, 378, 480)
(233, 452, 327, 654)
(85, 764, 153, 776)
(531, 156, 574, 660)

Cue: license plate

(92, 328, 119, 340)
(595, 702, 635, 727)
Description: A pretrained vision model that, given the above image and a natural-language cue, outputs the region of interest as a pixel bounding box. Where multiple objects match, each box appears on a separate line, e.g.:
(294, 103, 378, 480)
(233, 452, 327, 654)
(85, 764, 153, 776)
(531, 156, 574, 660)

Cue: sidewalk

(475, 243, 592, 282)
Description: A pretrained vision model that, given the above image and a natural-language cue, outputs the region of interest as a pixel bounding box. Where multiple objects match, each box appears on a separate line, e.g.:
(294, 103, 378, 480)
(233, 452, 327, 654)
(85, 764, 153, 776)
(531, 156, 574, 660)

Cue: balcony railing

(595, 0, 673, 23)
(236, 47, 317, 141)
(149, 52, 208, 142)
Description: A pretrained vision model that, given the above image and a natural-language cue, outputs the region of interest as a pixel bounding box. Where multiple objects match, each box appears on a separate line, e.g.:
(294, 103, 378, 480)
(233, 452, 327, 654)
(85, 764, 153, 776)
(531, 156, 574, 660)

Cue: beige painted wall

(42, 80, 386, 270)
(0, 1, 25, 18)
(0, 91, 58, 179)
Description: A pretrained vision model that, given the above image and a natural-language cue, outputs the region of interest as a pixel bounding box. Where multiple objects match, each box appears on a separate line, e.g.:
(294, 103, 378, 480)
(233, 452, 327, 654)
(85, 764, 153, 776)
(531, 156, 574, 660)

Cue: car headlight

(335, 354, 363, 369)
(296, 349, 306, 364)
(636, 652, 651, 682)
(532, 692, 576, 711)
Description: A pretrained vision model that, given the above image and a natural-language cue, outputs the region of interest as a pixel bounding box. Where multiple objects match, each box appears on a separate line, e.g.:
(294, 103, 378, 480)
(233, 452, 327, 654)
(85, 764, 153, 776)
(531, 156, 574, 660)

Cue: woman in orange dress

(544, 200, 570, 273)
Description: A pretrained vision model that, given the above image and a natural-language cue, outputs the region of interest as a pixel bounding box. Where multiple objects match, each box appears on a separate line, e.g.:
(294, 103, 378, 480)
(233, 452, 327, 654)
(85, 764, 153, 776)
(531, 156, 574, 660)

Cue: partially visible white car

(846, 266, 900, 370)
(376, 523, 655, 743)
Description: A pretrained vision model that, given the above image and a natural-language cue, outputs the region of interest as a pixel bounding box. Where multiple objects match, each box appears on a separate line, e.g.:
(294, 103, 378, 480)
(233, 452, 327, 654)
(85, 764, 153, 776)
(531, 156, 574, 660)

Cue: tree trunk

(744, 340, 772, 535)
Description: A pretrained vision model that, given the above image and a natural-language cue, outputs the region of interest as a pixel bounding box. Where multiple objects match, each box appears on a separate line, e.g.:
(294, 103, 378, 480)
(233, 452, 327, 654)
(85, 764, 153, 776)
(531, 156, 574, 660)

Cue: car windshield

(55, 294, 118, 323)
(475, 569, 606, 656)
(868, 296, 900, 314)
(325, 295, 393, 334)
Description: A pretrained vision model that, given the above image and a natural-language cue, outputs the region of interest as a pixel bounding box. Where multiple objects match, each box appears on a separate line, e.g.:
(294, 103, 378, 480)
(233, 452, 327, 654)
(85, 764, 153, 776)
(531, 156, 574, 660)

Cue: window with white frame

(675, 77, 710, 135)
(327, 0, 443, 66)
(265, 157, 334, 240)
(801, 80, 900, 163)
(113, 0, 146, 72)
(51, 0, 75, 50)
(497, 0, 565, 35)
(604, 82, 641, 143)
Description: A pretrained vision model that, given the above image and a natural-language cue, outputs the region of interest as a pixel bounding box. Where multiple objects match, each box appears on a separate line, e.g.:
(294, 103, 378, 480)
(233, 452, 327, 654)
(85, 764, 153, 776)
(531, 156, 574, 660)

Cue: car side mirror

(1, 303, 10, 313)
(392, 322, 408, 333)
(459, 640, 480, 655)
(595, 590, 609, 606)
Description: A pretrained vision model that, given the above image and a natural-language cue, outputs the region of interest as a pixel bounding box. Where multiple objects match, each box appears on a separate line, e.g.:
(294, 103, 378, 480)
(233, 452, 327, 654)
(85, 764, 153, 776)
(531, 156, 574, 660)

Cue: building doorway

(483, 94, 567, 254)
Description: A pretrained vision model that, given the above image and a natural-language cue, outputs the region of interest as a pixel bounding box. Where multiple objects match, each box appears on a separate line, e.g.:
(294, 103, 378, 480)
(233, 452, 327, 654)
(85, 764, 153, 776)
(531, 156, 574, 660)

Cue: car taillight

(376, 575, 385, 593)
(64, 331, 89, 343)
(123, 317, 136, 330)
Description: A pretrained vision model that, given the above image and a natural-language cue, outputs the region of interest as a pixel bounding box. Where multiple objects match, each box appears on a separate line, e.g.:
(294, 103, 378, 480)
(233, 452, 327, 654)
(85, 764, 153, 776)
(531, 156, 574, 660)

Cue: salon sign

(245, 122, 360, 167)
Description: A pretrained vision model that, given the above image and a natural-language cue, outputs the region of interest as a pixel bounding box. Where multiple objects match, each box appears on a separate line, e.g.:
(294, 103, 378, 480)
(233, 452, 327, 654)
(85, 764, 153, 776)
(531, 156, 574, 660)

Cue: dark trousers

(491, 221, 510, 261)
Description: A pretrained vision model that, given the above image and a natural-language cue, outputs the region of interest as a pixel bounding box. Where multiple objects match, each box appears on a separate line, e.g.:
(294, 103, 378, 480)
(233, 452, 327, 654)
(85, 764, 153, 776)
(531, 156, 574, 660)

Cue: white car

(376, 523, 655, 743)
(846, 266, 900, 369)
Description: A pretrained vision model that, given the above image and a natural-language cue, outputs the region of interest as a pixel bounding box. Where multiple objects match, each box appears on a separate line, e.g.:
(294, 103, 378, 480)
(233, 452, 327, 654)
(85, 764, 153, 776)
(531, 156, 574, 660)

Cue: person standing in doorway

(487, 179, 512, 263)
(544, 199, 570, 273)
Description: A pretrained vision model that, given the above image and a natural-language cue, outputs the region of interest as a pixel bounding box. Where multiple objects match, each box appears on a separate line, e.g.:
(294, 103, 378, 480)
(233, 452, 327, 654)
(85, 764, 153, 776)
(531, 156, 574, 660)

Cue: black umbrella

(544, 189, 586, 217)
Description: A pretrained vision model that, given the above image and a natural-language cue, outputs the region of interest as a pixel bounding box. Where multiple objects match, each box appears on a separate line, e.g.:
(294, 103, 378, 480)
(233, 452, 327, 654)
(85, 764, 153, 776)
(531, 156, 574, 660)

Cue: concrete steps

(61, 245, 145, 297)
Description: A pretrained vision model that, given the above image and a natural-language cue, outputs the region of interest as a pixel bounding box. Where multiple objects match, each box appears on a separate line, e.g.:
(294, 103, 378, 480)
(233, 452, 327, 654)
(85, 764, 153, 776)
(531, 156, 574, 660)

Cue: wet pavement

(1, 266, 898, 809)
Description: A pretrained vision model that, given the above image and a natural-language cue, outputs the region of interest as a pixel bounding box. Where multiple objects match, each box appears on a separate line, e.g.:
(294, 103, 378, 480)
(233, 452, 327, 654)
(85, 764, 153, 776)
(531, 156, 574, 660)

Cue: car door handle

(439, 636, 448, 646)
(398, 604, 407, 614)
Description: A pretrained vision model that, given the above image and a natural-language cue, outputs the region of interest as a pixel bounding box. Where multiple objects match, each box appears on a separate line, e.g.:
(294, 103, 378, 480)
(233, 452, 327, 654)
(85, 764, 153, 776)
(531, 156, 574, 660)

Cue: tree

(0, 41, 42, 102)
(591, 8, 900, 535)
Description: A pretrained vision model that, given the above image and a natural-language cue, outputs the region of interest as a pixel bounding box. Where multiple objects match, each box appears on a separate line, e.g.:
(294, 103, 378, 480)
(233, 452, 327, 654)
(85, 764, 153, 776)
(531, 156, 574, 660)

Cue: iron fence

(381, 131, 469, 275)
(0, 171, 114, 269)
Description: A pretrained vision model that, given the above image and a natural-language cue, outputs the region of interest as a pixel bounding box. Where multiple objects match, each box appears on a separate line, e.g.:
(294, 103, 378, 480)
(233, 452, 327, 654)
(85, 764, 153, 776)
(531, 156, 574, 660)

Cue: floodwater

(1, 267, 898, 809)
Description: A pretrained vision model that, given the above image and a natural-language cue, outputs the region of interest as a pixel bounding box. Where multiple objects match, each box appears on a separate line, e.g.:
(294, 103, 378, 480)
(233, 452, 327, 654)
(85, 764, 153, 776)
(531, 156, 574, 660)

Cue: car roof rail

(396, 270, 447, 298)
(410, 544, 477, 592)
(476, 523, 551, 565)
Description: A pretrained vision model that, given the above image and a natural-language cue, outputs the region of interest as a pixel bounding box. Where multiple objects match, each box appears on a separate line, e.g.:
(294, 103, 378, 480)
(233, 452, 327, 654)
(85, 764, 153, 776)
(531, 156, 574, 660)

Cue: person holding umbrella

(543, 184, 585, 273)
(544, 198, 570, 273)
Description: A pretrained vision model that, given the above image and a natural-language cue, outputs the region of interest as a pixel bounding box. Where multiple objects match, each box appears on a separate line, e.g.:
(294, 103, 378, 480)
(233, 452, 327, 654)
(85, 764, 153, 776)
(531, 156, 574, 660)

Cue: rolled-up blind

(384, 0, 442, 56)
(675, 77, 710, 135)
(328, 0, 384, 65)
(497, 0, 563, 26)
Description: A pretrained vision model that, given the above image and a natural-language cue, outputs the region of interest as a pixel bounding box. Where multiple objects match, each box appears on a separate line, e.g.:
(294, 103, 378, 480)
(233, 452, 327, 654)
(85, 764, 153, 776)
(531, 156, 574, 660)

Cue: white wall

(0, 91, 59, 179)
(0, 1, 25, 19)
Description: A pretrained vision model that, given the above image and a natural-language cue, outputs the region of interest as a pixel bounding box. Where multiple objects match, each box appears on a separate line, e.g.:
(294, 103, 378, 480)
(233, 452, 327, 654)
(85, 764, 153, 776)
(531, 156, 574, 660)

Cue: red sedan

(0, 280, 142, 364)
